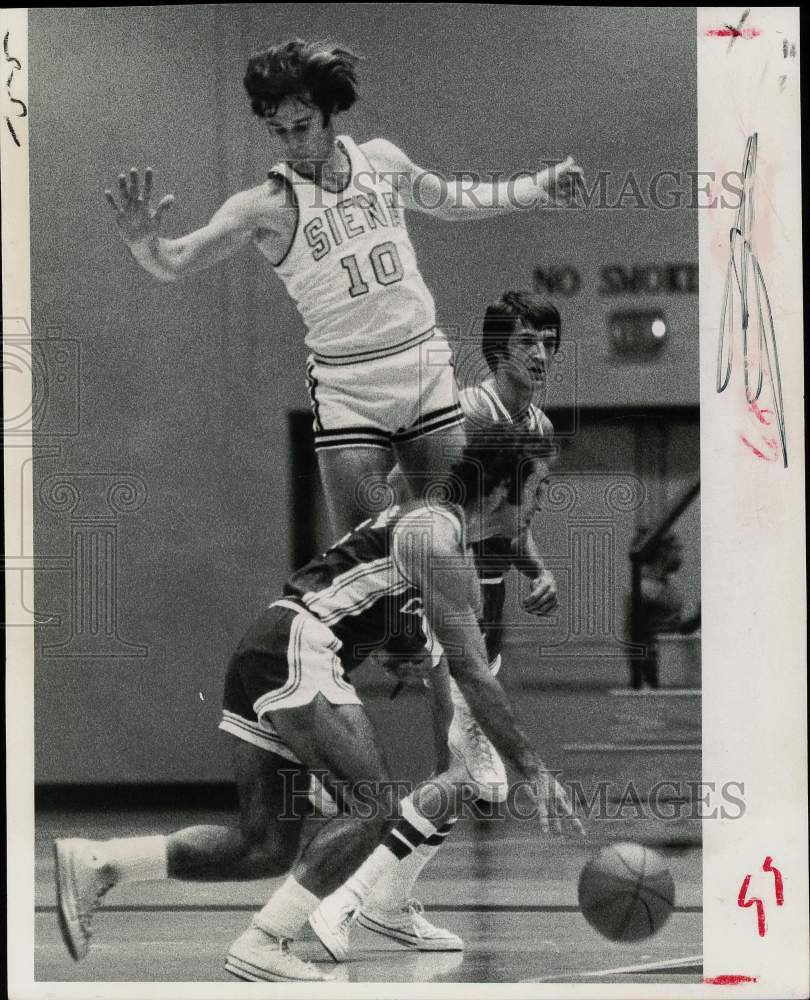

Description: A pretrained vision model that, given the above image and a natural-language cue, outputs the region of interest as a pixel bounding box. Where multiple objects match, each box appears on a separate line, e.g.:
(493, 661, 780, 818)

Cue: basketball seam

(613, 846, 646, 882)
(639, 883, 676, 907)
(618, 847, 644, 941)
(616, 888, 641, 941)
(640, 896, 655, 936)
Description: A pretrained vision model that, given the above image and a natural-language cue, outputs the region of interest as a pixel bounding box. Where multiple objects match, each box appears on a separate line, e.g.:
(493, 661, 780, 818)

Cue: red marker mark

(749, 400, 773, 426)
(740, 434, 778, 462)
(738, 874, 766, 936)
(705, 27, 761, 39)
(704, 975, 758, 985)
(763, 856, 784, 905)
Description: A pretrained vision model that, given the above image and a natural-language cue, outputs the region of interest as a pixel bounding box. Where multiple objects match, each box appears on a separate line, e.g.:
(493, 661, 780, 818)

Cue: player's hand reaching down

(105, 167, 175, 246)
(522, 568, 558, 615)
(535, 156, 584, 207)
(519, 768, 586, 837)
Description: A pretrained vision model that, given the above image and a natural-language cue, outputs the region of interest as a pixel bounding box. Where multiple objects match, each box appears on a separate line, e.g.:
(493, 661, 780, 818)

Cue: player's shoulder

(359, 137, 413, 172)
(458, 386, 486, 427)
(222, 177, 292, 221)
(530, 405, 554, 438)
(459, 381, 498, 425)
(393, 502, 464, 554)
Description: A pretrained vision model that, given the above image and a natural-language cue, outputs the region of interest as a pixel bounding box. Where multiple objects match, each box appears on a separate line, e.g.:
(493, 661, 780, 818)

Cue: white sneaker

(358, 899, 464, 951)
(308, 890, 359, 962)
(225, 926, 337, 982)
(53, 838, 117, 961)
(447, 679, 508, 802)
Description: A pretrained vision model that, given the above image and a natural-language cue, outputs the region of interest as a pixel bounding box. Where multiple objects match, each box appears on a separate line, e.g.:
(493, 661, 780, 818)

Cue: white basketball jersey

(266, 136, 437, 364)
(459, 378, 552, 437)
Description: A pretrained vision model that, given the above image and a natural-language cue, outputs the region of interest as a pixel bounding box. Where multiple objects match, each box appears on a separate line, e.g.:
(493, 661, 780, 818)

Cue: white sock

(367, 818, 457, 910)
(94, 835, 168, 883)
(339, 844, 399, 907)
(254, 876, 319, 940)
(330, 798, 444, 910)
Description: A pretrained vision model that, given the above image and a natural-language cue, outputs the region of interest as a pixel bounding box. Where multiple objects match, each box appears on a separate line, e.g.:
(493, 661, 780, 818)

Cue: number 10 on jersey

(341, 241, 404, 297)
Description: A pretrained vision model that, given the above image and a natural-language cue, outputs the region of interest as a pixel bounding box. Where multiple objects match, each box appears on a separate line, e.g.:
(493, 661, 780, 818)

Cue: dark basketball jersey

(283, 505, 452, 671)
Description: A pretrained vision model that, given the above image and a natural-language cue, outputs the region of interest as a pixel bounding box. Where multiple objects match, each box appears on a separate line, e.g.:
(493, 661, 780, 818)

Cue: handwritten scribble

(716, 134, 787, 467)
(762, 856, 784, 906)
(705, 10, 761, 49)
(3, 31, 21, 70)
(3, 30, 26, 149)
(737, 873, 766, 936)
(704, 976, 758, 986)
(705, 27, 761, 40)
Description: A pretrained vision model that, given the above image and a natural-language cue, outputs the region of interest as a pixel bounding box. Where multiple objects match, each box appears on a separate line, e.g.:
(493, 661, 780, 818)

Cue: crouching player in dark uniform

(53, 426, 581, 982)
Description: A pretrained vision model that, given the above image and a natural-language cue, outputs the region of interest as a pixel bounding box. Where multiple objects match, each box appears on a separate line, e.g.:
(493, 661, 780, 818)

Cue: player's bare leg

(54, 741, 308, 962)
(316, 445, 396, 538)
(394, 422, 466, 504)
(309, 661, 507, 960)
(226, 696, 399, 979)
(309, 752, 476, 959)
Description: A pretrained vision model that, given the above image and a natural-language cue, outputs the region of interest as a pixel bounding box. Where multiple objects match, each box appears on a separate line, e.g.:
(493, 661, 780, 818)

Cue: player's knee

(241, 828, 299, 877)
(240, 812, 300, 876)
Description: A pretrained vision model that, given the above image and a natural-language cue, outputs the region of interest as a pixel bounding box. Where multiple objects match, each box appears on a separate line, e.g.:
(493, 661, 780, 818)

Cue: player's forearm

(427, 658, 453, 772)
(510, 524, 546, 579)
(433, 173, 545, 221)
(125, 235, 185, 282)
(439, 632, 540, 780)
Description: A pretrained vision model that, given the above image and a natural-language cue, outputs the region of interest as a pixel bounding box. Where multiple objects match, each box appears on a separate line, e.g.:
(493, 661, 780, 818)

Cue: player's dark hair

(244, 39, 360, 123)
(451, 426, 554, 507)
(482, 291, 561, 373)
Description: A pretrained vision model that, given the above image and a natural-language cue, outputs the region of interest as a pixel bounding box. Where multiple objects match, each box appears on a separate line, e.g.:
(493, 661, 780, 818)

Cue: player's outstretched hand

(522, 568, 558, 615)
(104, 167, 175, 245)
(536, 156, 584, 207)
(522, 768, 586, 838)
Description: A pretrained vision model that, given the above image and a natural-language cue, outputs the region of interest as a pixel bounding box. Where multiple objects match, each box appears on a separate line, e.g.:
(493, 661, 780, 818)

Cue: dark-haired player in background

(308, 292, 564, 959)
(103, 38, 583, 538)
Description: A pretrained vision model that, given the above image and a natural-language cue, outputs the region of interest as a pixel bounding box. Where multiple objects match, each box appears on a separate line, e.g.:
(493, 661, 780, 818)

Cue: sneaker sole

(308, 910, 348, 962)
(224, 953, 333, 982)
(53, 841, 85, 962)
(357, 912, 464, 951)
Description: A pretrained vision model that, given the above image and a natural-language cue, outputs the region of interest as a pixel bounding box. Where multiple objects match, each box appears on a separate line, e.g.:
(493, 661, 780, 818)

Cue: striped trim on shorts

(219, 599, 361, 756)
(304, 328, 464, 453)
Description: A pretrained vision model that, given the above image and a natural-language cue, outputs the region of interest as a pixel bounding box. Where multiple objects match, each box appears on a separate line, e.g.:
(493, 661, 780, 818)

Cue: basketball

(578, 843, 675, 942)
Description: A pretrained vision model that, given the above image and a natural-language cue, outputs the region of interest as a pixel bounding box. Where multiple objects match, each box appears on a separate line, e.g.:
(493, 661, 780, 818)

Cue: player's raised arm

(363, 139, 584, 221)
(104, 167, 281, 282)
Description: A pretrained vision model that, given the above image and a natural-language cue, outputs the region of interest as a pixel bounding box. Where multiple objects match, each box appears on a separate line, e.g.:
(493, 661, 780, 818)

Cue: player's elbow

(430, 202, 466, 222)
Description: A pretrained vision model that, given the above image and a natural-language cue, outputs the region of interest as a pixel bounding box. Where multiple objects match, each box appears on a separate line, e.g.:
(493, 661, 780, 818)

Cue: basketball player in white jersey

(53, 427, 581, 982)
(104, 39, 583, 537)
(307, 293, 565, 958)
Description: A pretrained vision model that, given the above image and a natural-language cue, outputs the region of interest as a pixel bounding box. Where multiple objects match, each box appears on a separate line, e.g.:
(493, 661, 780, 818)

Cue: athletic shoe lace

(461, 712, 496, 767)
(276, 937, 323, 976)
(403, 898, 434, 936)
(79, 871, 115, 936)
